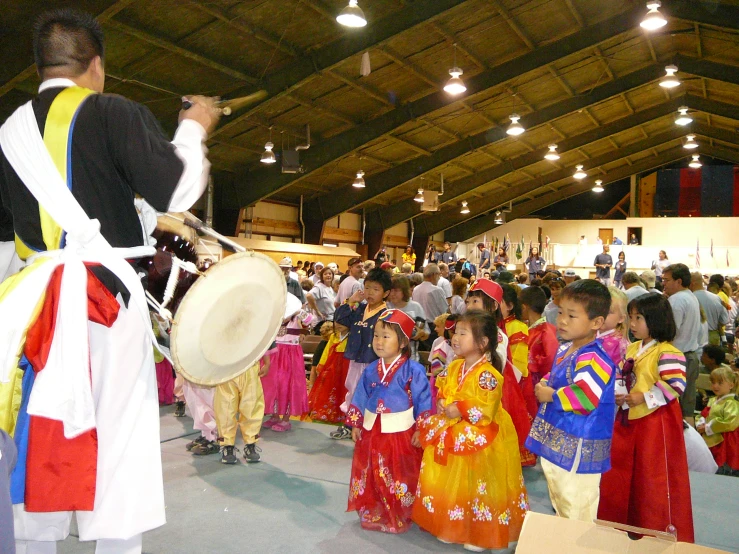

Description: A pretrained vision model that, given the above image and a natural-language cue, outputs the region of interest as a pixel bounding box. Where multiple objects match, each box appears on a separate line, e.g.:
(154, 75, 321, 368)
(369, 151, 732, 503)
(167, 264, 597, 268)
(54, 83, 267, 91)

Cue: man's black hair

(560, 279, 611, 320)
(34, 9, 105, 79)
(520, 286, 547, 315)
(702, 344, 727, 367)
(664, 263, 691, 288)
(364, 267, 392, 292)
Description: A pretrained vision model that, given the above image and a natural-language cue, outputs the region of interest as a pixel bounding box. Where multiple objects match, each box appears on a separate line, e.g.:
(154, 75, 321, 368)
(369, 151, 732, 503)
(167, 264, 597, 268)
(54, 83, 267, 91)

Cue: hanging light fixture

(683, 134, 698, 149)
(336, 0, 367, 27)
(675, 106, 693, 126)
(261, 126, 276, 164)
(506, 114, 525, 136)
(544, 144, 560, 161)
(573, 164, 587, 179)
(352, 169, 366, 188)
(414, 188, 425, 202)
(460, 201, 470, 214)
(592, 179, 604, 193)
(659, 65, 681, 89)
(443, 44, 466, 95)
(494, 210, 504, 225)
(689, 154, 702, 168)
(640, 1, 667, 30)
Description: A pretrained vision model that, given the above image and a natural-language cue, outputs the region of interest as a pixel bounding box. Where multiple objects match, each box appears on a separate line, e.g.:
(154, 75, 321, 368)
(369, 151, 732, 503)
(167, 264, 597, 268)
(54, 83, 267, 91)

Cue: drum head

(171, 251, 287, 385)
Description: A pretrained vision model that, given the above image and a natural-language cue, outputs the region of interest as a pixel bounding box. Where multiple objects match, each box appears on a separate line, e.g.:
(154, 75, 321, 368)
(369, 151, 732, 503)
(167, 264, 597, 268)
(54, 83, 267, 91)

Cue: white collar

(39, 78, 77, 93)
(637, 339, 657, 357)
(597, 329, 616, 338)
(717, 393, 735, 402)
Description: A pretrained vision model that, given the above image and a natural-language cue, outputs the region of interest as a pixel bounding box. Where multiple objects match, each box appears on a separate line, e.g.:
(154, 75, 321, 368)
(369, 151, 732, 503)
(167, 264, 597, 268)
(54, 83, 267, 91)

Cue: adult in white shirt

(690, 271, 729, 346)
(652, 250, 670, 283)
(663, 263, 702, 425)
(307, 266, 336, 324)
(622, 271, 649, 302)
(412, 264, 449, 350)
(310, 261, 324, 285)
(335, 257, 364, 306)
(438, 262, 452, 304)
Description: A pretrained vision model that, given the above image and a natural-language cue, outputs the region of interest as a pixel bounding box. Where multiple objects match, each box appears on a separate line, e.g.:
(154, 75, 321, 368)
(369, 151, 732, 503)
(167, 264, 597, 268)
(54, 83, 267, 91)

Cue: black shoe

(221, 445, 238, 464)
(192, 440, 220, 456)
(186, 435, 208, 451)
(243, 443, 262, 463)
(174, 401, 186, 417)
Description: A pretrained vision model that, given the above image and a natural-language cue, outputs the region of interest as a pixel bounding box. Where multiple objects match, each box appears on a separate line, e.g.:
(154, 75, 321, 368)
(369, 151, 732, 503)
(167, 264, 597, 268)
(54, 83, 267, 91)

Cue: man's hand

(351, 427, 361, 442)
(179, 95, 221, 135)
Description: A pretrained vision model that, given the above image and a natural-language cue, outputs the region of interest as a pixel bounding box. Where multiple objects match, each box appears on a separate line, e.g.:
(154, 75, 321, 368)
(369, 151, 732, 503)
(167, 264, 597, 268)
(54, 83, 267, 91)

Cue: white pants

(14, 298, 165, 547)
(182, 380, 217, 441)
(340, 361, 367, 414)
(540, 440, 601, 522)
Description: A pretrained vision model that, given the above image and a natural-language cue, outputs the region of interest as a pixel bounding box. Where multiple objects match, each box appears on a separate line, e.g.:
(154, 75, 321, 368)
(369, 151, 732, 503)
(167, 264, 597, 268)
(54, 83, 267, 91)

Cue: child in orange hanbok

(413, 310, 528, 551)
(306, 321, 350, 424)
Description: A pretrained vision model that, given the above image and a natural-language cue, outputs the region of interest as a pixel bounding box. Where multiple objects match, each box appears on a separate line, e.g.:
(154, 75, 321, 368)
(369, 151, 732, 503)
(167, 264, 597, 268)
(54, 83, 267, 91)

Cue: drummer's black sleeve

(0, 157, 13, 242)
(100, 95, 184, 212)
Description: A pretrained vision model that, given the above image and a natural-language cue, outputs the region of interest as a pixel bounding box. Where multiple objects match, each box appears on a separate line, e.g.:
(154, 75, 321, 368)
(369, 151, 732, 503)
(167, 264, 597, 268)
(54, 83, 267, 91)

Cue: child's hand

(696, 423, 706, 434)
(411, 430, 421, 448)
(348, 289, 364, 304)
(258, 364, 269, 378)
(625, 392, 645, 407)
(615, 394, 627, 407)
(444, 402, 461, 419)
(351, 427, 361, 442)
(535, 384, 555, 403)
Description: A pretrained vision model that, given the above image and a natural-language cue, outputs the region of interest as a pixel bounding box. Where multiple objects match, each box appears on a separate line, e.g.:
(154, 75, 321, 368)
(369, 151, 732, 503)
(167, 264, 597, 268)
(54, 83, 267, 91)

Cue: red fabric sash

(23, 265, 120, 512)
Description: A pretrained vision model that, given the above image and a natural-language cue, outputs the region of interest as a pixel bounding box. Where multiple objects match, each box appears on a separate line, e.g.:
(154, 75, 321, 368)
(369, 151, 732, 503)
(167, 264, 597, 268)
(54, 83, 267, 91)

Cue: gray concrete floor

(56, 406, 738, 553)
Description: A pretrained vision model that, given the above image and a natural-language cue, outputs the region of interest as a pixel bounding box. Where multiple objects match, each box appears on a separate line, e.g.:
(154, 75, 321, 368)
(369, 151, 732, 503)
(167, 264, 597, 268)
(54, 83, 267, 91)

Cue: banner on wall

(644, 166, 739, 217)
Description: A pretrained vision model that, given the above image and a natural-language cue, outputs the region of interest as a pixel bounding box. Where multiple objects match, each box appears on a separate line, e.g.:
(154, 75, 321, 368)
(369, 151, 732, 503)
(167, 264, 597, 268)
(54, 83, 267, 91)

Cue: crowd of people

(158, 253, 738, 551)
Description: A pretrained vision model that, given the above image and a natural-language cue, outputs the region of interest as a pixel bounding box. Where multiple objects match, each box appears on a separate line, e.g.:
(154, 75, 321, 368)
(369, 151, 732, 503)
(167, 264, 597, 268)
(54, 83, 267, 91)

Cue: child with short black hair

(520, 286, 558, 391)
(346, 310, 432, 533)
(701, 344, 729, 372)
(331, 268, 391, 440)
(599, 294, 694, 541)
(525, 280, 617, 522)
(413, 310, 528, 550)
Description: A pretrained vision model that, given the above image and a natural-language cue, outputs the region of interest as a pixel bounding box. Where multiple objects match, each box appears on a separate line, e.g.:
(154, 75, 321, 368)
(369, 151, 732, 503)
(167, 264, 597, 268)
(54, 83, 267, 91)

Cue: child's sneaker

(271, 421, 292, 432)
(243, 443, 262, 463)
(330, 426, 352, 440)
(221, 445, 237, 465)
(463, 545, 485, 552)
(191, 440, 219, 455)
(185, 435, 207, 451)
(174, 401, 186, 417)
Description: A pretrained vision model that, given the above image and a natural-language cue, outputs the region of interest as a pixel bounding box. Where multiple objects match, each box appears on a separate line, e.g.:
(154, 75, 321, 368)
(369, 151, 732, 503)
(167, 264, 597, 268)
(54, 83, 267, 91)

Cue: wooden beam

(493, 1, 535, 50)
(563, 0, 585, 28)
(388, 135, 432, 156)
(604, 192, 631, 218)
(430, 22, 487, 69)
(286, 91, 357, 125)
(381, 46, 439, 87)
(105, 20, 258, 84)
(327, 70, 395, 107)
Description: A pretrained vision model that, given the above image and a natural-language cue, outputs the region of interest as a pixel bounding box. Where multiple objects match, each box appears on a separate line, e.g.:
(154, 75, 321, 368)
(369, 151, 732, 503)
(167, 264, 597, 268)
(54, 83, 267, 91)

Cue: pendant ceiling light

(675, 106, 692, 126)
(683, 134, 698, 149)
(261, 126, 276, 164)
(592, 179, 604, 193)
(506, 114, 525, 136)
(659, 65, 681, 89)
(689, 154, 702, 168)
(494, 210, 504, 225)
(544, 144, 560, 161)
(336, 0, 367, 27)
(414, 188, 425, 202)
(352, 169, 366, 188)
(443, 44, 466, 95)
(573, 164, 587, 179)
(640, 1, 667, 30)
(460, 201, 470, 214)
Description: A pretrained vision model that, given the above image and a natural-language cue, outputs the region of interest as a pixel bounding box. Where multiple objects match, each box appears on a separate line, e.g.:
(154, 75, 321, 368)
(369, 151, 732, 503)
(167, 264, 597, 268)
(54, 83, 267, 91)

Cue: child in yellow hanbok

(413, 310, 528, 551)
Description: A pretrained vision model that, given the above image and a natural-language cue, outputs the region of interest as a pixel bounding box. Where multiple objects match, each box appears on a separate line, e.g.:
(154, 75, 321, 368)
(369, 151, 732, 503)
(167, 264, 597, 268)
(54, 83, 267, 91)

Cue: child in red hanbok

(520, 286, 558, 392)
(346, 310, 432, 533)
(306, 320, 350, 424)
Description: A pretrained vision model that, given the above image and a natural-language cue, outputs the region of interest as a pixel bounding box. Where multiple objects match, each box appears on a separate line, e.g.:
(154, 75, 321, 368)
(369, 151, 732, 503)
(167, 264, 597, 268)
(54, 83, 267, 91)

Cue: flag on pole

(494, 237, 499, 253)
(710, 238, 714, 258)
(727, 249, 730, 268)
(520, 235, 525, 258)
(504, 234, 511, 254)
(696, 239, 700, 269)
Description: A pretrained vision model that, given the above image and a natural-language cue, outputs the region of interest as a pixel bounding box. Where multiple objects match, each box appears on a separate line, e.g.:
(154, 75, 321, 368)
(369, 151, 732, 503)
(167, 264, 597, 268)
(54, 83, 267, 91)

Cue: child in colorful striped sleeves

(598, 293, 694, 542)
(525, 280, 617, 523)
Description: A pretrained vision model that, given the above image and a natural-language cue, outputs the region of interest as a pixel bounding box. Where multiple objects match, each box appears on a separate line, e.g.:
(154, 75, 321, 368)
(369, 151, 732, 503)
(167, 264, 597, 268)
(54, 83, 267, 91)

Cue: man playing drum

(0, 8, 219, 553)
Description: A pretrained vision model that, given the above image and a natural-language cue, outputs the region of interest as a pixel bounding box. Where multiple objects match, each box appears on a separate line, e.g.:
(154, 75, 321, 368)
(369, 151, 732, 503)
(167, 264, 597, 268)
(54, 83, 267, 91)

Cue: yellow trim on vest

(37, 86, 96, 253)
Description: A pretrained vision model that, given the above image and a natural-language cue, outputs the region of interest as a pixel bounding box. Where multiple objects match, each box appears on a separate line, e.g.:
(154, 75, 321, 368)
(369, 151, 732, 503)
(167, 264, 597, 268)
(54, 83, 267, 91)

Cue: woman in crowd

(386, 274, 429, 361)
(450, 276, 468, 315)
(425, 244, 440, 266)
(493, 247, 509, 271)
(402, 245, 416, 269)
(307, 267, 336, 333)
(525, 246, 546, 284)
(651, 250, 670, 283)
(613, 251, 627, 289)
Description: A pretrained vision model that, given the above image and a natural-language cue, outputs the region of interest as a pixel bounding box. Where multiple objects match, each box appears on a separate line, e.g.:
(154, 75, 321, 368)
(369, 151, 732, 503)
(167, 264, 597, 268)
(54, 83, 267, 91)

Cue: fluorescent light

(641, 1, 667, 31)
(460, 201, 470, 214)
(336, 0, 367, 27)
(592, 179, 604, 192)
(260, 141, 276, 164)
(506, 114, 525, 136)
(544, 144, 560, 161)
(443, 68, 466, 95)
(352, 169, 365, 188)
(683, 134, 698, 149)
(675, 106, 692, 126)
(689, 155, 702, 168)
(414, 188, 424, 202)
(573, 164, 587, 179)
(660, 65, 680, 89)
(323, 241, 338, 247)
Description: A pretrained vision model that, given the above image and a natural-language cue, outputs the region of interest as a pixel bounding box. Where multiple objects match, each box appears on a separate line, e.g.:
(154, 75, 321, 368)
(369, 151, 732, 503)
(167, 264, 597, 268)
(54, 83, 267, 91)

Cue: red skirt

(502, 362, 536, 466)
(598, 402, 694, 543)
(710, 428, 739, 470)
(347, 425, 422, 533)
(306, 349, 349, 424)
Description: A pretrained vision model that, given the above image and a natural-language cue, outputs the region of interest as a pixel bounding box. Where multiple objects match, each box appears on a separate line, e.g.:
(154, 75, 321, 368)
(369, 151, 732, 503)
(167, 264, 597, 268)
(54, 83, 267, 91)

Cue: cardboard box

(516, 512, 730, 553)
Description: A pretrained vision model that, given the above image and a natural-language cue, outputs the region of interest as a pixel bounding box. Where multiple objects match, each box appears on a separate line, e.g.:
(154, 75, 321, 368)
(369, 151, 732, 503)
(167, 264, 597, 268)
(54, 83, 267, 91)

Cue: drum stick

(181, 90, 268, 116)
(183, 217, 246, 253)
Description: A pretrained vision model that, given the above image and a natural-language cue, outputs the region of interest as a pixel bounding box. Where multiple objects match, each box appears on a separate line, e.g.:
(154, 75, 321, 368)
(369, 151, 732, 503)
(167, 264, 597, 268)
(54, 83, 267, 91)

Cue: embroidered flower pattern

(453, 426, 489, 452)
(394, 481, 415, 507)
(478, 371, 498, 391)
(422, 496, 435, 513)
(467, 406, 483, 424)
(471, 499, 493, 522)
(476, 480, 487, 495)
(448, 506, 465, 521)
(518, 493, 529, 512)
(498, 509, 511, 525)
(349, 471, 366, 499)
(346, 406, 362, 426)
